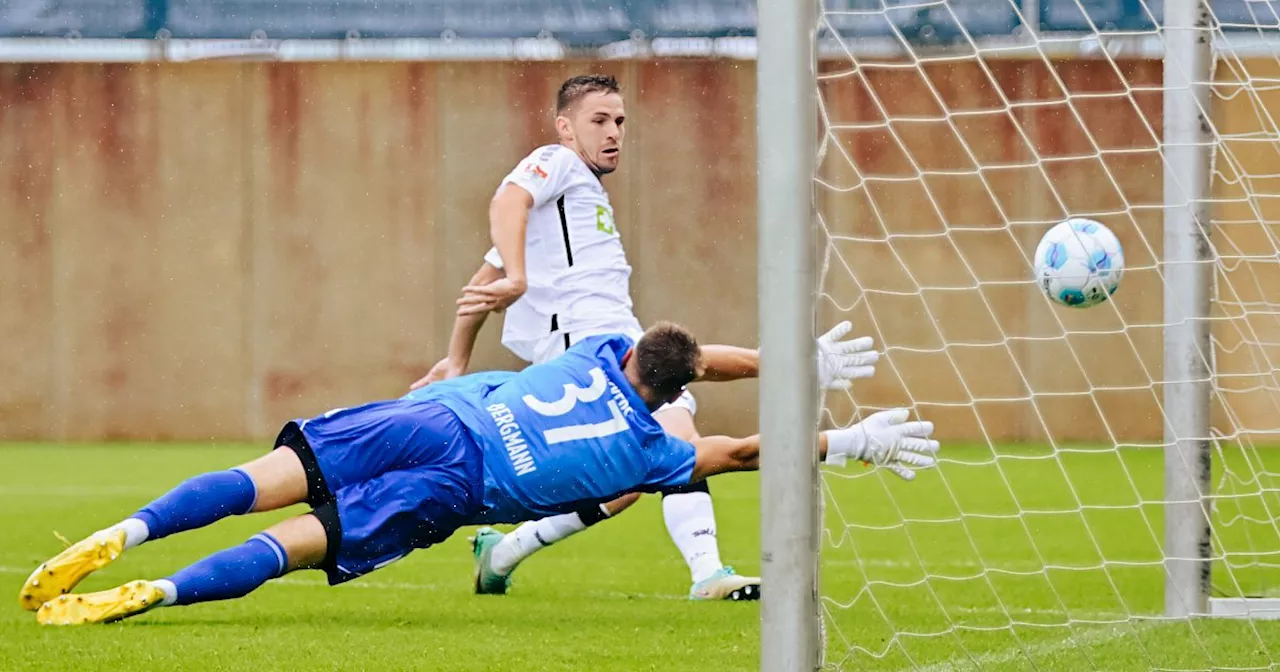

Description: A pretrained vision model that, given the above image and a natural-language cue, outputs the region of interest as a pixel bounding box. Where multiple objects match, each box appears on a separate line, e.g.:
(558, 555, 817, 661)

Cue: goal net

(810, 0, 1280, 668)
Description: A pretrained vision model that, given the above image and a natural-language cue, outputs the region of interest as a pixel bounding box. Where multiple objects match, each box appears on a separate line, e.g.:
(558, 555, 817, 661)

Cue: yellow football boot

(37, 580, 164, 626)
(19, 529, 126, 611)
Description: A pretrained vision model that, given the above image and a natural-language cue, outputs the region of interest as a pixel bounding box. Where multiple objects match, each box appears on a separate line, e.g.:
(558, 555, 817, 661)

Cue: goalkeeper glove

(817, 321, 879, 390)
(823, 409, 940, 481)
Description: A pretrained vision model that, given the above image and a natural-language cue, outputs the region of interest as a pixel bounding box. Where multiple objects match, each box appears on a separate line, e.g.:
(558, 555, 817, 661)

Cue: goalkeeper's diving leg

(26, 399, 487, 624)
(18, 443, 309, 612)
(36, 513, 325, 625)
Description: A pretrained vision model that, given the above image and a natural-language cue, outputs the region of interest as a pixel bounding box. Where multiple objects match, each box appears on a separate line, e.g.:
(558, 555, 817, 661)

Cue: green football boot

(470, 527, 512, 595)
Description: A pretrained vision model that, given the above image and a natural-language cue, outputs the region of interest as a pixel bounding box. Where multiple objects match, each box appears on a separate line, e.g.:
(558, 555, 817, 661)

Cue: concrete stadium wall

(0, 58, 1275, 444)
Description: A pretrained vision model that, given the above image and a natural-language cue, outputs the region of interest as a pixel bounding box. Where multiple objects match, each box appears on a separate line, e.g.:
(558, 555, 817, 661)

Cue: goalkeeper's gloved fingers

(838, 360, 877, 380)
(819, 321, 853, 345)
(830, 334, 875, 356)
(885, 463, 918, 481)
(844, 364, 877, 381)
(820, 366, 875, 390)
(881, 452, 939, 482)
(896, 448, 938, 469)
(895, 419, 935, 439)
(845, 347, 880, 365)
(874, 408, 912, 427)
(899, 437, 940, 456)
(824, 379, 853, 392)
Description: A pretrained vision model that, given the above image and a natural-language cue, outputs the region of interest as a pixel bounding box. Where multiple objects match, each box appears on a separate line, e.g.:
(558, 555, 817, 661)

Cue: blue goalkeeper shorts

(272, 399, 484, 585)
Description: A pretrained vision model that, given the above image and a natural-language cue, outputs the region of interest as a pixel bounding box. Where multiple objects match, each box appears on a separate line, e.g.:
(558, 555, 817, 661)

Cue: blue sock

(132, 469, 257, 542)
(163, 533, 287, 606)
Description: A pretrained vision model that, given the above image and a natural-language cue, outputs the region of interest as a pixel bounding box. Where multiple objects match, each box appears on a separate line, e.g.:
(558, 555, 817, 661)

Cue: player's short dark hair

(556, 74, 621, 114)
(634, 322, 701, 399)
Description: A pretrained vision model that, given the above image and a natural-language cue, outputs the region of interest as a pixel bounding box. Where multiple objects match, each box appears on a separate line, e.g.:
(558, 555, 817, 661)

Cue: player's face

(561, 91, 626, 175)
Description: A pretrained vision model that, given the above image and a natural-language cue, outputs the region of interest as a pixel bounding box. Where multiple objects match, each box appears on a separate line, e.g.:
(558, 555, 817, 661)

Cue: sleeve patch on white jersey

(522, 162, 549, 185)
(595, 205, 616, 235)
(502, 145, 573, 209)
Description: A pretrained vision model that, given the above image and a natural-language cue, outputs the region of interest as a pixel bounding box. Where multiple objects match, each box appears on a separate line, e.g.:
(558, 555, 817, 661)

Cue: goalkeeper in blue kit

(18, 323, 939, 625)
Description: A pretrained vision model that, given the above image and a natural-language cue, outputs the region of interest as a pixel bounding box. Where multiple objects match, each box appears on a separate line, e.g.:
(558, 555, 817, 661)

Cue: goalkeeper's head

(623, 322, 703, 411)
(555, 74, 625, 176)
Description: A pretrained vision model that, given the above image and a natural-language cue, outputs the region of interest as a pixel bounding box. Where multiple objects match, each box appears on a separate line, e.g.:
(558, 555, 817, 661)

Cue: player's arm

(488, 184, 532, 293)
(410, 261, 504, 390)
(689, 434, 761, 477)
(443, 261, 503, 363)
(694, 321, 880, 387)
(696, 345, 759, 382)
(457, 185, 534, 316)
(689, 409, 939, 482)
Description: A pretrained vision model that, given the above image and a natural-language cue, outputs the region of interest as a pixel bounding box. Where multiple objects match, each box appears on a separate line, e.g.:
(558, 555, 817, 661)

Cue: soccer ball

(1033, 218, 1125, 309)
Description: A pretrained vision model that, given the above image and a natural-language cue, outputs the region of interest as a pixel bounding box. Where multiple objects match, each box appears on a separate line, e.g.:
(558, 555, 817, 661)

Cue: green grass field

(3, 443, 1279, 671)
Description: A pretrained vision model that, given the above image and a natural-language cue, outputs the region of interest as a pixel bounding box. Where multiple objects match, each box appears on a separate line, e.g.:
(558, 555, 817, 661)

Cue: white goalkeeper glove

(823, 409, 940, 481)
(817, 321, 879, 390)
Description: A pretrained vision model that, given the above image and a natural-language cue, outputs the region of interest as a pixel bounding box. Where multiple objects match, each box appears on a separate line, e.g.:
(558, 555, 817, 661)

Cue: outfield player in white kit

(411, 75, 879, 600)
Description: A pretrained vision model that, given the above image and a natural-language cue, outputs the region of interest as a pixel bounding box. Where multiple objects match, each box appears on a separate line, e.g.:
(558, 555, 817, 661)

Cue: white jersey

(485, 144, 641, 363)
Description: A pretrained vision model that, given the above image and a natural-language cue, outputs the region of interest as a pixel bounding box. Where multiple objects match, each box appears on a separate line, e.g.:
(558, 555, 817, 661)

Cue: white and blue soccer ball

(1033, 218, 1125, 309)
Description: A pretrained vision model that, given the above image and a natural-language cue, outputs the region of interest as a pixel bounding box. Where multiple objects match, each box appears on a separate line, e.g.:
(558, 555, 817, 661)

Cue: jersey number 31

(521, 368, 629, 445)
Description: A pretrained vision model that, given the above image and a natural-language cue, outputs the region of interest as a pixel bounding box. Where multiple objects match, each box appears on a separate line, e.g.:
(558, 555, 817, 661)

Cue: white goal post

(759, 0, 1280, 668)
(757, 1, 821, 670)
(1162, 0, 1215, 621)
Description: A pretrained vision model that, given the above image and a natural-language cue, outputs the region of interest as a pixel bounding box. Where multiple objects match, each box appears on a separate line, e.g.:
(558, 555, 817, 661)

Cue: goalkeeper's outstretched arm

(695, 321, 880, 388)
(690, 409, 940, 483)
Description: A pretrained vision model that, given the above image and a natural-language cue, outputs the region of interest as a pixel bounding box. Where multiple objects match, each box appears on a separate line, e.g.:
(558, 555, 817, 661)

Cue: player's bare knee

(237, 448, 309, 513)
(263, 514, 328, 572)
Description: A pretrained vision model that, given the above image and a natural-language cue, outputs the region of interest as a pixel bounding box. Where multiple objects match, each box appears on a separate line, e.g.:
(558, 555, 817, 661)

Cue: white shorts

(525, 325, 697, 417)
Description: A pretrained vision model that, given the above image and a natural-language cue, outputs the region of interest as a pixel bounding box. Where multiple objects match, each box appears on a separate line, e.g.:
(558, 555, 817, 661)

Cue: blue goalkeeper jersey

(404, 334, 696, 523)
